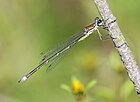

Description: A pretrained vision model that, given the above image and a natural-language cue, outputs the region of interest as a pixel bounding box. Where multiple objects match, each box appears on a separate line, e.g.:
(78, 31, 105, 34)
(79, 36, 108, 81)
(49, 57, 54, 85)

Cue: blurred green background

(0, 0, 140, 102)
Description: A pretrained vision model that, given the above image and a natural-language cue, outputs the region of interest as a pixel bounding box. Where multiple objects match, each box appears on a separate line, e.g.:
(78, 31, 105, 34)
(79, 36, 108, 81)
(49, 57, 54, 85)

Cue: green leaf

(60, 84, 71, 93)
(120, 79, 134, 99)
(96, 87, 115, 100)
(85, 80, 97, 92)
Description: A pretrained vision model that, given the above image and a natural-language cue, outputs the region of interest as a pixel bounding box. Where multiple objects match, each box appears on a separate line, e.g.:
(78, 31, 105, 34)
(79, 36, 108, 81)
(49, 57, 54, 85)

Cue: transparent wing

(18, 30, 85, 83)
(46, 49, 67, 72)
(46, 38, 78, 72)
(39, 49, 53, 63)
(39, 30, 85, 63)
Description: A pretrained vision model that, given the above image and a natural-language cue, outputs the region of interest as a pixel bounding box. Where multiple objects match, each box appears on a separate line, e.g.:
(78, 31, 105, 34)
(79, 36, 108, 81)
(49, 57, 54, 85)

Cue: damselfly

(18, 17, 103, 83)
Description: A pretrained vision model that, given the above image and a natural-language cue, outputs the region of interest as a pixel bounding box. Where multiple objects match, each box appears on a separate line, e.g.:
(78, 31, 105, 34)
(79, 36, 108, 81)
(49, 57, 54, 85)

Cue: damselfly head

(94, 17, 102, 26)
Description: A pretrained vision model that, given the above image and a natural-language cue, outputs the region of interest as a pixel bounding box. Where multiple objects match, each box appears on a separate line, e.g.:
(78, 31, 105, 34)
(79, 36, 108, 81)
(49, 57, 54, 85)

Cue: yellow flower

(71, 80, 84, 95)
(61, 77, 97, 101)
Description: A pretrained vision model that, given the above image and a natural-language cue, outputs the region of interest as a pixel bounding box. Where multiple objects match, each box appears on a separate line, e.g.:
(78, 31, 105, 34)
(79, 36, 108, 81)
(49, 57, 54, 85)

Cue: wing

(45, 37, 79, 72)
(39, 30, 85, 63)
(46, 48, 67, 72)
(18, 30, 86, 83)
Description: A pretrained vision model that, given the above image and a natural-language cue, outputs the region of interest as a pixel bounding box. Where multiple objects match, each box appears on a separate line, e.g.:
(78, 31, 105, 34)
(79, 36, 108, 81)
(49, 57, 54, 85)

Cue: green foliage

(61, 84, 71, 93)
(85, 80, 97, 92)
(120, 80, 134, 99)
(0, 0, 140, 102)
(96, 87, 115, 100)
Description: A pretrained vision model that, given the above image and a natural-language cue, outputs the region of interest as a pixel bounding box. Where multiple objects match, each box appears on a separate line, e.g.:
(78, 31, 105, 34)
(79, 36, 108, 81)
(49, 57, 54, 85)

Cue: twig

(94, 0, 140, 97)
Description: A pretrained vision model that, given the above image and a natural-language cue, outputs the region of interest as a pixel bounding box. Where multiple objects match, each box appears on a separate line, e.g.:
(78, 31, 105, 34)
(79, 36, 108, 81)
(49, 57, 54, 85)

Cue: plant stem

(94, 0, 140, 97)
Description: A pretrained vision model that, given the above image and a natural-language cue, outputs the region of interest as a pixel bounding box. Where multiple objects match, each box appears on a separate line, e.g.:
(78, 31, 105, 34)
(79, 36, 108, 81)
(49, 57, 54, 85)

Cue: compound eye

(97, 19, 102, 25)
